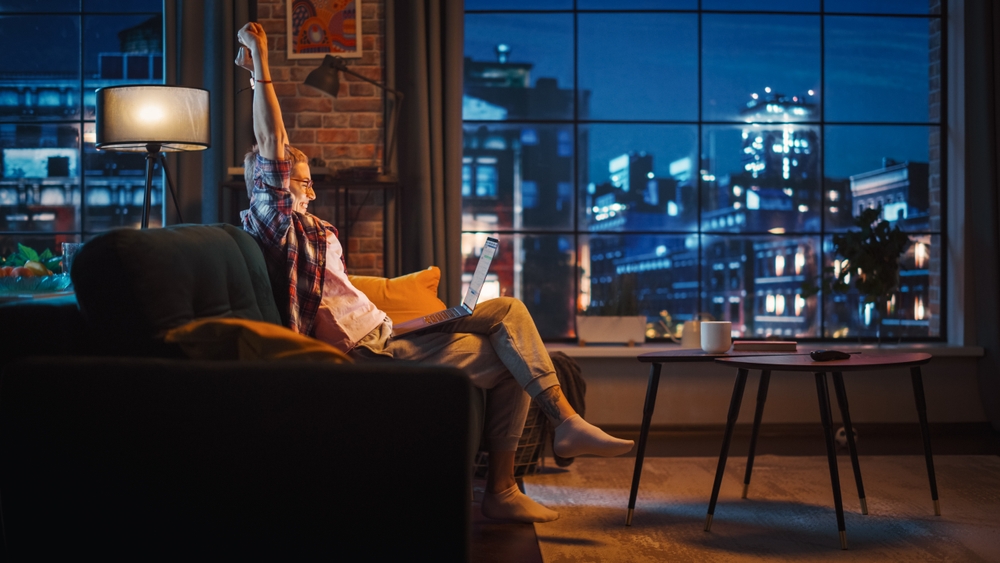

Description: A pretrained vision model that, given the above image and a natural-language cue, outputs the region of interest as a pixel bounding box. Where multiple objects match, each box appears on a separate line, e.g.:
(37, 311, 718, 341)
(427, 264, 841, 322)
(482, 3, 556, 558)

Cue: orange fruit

(0, 266, 11, 277)
(10, 267, 32, 278)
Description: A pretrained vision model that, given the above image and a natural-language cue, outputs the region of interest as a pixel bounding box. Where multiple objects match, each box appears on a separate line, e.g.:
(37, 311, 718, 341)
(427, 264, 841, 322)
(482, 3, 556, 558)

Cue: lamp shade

(304, 55, 343, 98)
(95, 85, 210, 152)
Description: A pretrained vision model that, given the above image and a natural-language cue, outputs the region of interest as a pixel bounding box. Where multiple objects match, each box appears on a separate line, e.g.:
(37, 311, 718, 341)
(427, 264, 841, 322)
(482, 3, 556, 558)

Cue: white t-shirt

(312, 232, 387, 353)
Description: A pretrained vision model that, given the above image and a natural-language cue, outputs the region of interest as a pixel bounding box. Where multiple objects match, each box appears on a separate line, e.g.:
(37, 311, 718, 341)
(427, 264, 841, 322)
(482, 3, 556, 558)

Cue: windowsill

(545, 341, 985, 359)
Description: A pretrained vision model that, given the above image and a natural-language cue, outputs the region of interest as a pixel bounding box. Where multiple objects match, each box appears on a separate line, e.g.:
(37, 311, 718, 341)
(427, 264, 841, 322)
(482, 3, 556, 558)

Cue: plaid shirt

(241, 154, 341, 336)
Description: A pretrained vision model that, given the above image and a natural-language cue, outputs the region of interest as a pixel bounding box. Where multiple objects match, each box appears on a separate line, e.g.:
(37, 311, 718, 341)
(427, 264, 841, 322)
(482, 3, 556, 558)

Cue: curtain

(968, 0, 1000, 430)
(386, 0, 465, 304)
(164, 0, 250, 225)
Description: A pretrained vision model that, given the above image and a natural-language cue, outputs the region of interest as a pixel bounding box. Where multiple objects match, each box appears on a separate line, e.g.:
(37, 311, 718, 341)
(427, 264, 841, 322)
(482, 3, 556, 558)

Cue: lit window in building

(766, 294, 775, 313)
(775, 254, 785, 277)
(915, 296, 926, 320)
(462, 163, 472, 196)
(775, 294, 786, 316)
(828, 190, 839, 201)
(915, 242, 927, 269)
(795, 294, 805, 316)
(795, 250, 805, 275)
(475, 164, 497, 197)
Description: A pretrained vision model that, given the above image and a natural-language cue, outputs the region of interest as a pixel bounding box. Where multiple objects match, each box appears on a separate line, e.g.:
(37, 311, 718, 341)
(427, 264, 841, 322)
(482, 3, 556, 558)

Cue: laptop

(391, 237, 500, 337)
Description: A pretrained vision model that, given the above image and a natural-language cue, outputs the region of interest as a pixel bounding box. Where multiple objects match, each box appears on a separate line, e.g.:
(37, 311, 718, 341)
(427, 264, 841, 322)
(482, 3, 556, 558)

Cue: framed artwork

(287, 0, 362, 59)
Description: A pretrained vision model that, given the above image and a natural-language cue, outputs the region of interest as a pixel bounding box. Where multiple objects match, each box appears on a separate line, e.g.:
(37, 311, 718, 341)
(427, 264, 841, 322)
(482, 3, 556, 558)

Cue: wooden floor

(469, 422, 1000, 563)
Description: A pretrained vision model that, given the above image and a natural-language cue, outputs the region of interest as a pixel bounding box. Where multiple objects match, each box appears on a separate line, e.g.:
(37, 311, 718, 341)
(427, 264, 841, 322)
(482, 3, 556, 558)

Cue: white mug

(701, 321, 733, 353)
(679, 320, 701, 348)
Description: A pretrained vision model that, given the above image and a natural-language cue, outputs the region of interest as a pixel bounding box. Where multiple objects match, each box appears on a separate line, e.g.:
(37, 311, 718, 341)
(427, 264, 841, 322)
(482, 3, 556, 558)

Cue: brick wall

(256, 0, 387, 276)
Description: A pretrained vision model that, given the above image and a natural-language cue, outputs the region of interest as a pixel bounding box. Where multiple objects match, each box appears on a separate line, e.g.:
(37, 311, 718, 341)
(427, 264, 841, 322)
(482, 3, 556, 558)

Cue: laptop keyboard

(424, 308, 462, 324)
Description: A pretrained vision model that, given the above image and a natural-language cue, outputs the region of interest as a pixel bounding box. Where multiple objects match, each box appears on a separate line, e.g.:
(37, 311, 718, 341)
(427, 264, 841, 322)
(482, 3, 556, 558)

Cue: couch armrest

(0, 357, 478, 561)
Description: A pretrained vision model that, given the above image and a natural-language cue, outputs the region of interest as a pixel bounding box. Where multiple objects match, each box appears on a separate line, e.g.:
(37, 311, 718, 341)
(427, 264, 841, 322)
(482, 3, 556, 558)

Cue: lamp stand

(139, 143, 185, 228)
(141, 143, 161, 229)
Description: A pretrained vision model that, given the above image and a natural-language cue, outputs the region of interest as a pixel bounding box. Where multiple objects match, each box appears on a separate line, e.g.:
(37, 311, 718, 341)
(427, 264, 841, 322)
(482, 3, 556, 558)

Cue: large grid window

(462, 0, 944, 342)
(0, 1, 164, 260)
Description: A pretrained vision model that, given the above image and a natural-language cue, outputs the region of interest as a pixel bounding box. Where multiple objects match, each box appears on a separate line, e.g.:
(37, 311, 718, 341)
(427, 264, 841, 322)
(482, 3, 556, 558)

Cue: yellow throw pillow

(164, 317, 351, 363)
(349, 266, 448, 324)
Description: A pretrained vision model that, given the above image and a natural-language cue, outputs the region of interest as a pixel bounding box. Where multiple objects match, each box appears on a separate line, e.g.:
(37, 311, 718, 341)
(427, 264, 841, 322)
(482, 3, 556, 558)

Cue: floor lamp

(95, 85, 210, 228)
(304, 55, 403, 181)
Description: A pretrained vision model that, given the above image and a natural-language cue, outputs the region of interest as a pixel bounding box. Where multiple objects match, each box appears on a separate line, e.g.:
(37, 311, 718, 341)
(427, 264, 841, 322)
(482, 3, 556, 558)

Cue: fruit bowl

(0, 273, 73, 294)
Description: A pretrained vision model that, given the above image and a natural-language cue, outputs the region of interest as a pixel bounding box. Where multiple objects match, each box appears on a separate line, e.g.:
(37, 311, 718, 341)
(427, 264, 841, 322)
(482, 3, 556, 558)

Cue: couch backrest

(71, 224, 282, 353)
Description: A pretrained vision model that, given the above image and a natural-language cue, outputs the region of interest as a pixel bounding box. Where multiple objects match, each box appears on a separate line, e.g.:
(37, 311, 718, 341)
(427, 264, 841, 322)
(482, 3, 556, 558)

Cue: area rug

(524, 455, 1000, 562)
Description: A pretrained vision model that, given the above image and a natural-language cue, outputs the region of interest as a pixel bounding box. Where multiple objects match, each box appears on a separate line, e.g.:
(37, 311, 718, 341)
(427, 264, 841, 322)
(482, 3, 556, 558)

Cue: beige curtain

(164, 0, 250, 225)
(386, 0, 465, 304)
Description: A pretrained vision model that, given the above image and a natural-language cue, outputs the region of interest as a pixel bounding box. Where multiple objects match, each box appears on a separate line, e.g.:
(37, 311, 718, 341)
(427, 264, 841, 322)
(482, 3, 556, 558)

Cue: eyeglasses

(291, 177, 315, 191)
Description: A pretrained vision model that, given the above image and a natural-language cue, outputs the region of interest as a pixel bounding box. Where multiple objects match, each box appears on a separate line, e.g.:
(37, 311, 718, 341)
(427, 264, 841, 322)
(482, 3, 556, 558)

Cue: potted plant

(802, 207, 911, 343)
(576, 273, 647, 346)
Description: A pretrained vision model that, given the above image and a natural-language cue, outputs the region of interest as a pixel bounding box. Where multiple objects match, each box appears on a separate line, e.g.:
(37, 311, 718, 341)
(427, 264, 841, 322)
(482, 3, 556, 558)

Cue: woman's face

(288, 162, 315, 213)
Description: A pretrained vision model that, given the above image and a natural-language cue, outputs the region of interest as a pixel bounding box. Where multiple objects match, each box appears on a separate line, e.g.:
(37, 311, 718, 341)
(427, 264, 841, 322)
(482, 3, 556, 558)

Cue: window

(462, 1, 944, 341)
(0, 1, 164, 261)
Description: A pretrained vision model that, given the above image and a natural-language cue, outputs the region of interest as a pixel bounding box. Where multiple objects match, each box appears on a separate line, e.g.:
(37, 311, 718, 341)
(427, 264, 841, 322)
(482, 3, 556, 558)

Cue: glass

(464, 13, 574, 121)
(1, 1, 79, 10)
(0, 123, 81, 233)
(578, 1, 697, 11)
(462, 232, 576, 340)
(701, 124, 821, 234)
(579, 124, 698, 232)
(703, 234, 821, 338)
(578, 13, 697, 121)
(462, 123, 574, 231)
(703, 0, 819, 11)
(822, 234, 939, 339)
(825, 0, 938, 15)
(580, 234, 698, 340)
(702, 14, 821, 122)
(61, 242, 84, 275)
(824, 125, 935, 232)
(83, 0, 162, 12)
(465, 0, 572, 9)
(83, 124, 161, 230)
(824, 16, 934, 123)
(0, 15, 81, 121)
(83, 15, 164, 119)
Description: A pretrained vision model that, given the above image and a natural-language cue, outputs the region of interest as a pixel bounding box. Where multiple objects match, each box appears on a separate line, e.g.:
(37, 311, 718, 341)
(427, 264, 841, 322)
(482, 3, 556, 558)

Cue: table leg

(831, 371, 867, 515)
(911, 366, 940, 516)
(705, 368, 749, 532)
(742, 369, 771, 499)
(816, 371, 848, 550)
(626, 362, 662, 526)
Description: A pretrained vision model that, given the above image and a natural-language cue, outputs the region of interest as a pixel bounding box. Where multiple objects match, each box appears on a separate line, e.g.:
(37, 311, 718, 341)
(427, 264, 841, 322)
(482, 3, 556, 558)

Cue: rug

(524, 455, 1000, 562)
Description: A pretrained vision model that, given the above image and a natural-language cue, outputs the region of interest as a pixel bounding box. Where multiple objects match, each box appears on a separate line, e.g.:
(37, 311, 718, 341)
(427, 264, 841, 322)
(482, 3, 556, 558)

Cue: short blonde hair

(244, 144, 309, 198)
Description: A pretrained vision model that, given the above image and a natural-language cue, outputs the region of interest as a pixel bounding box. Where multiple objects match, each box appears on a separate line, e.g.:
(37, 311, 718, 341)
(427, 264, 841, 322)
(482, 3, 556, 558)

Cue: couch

(0, 224, 483, 561)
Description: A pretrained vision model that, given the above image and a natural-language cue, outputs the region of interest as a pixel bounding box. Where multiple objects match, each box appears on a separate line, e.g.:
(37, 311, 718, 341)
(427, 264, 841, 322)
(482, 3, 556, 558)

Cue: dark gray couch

(0, 224, 482, 561)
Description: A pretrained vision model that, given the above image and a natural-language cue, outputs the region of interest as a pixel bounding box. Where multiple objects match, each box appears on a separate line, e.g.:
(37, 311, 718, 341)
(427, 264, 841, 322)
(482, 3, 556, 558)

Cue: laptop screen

(462, 237, 500, 311)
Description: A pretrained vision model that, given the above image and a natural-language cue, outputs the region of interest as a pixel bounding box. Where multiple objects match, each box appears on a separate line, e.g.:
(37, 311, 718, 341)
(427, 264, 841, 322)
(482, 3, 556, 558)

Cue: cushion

(349, 266, 448, 324)
(164, 317, 351, 363)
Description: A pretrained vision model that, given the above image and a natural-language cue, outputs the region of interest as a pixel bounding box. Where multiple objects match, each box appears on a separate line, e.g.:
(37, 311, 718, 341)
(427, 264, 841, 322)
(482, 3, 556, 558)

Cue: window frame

(461, 1, 950, 343)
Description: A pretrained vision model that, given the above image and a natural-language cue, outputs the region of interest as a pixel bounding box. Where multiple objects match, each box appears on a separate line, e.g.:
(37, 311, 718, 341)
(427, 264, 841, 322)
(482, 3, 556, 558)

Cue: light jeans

(348, 297, 560, 452)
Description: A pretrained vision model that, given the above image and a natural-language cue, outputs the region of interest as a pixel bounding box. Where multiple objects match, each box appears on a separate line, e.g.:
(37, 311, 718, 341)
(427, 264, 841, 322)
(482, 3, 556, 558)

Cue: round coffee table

(708, 352, 936, 550)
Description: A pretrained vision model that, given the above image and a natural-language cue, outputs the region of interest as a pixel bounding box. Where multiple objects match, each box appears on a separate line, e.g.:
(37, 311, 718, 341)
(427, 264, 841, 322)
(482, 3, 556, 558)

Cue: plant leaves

(17, 244, 39, 262)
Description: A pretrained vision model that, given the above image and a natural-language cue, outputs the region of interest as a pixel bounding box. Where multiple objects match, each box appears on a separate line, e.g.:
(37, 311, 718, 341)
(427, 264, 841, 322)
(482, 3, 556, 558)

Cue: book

(731, 340, 798, 352)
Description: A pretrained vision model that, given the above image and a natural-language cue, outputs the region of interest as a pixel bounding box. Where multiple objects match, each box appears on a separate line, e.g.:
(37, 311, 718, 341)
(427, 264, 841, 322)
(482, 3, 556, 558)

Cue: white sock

(481, 484, 559, 523)
(553, 414, 634, 458)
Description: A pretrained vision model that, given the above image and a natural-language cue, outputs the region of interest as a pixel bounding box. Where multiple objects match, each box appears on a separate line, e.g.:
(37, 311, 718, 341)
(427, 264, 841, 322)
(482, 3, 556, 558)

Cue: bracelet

(254, 78, 272, 84)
